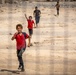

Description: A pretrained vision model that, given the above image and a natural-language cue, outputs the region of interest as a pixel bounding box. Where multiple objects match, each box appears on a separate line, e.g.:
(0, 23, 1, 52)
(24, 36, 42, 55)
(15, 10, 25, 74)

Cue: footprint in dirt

(9, 33, 12, 35)
(0, 10, 3, 12)
(6, 47, 9, 49)
(34, 42, 40, 44)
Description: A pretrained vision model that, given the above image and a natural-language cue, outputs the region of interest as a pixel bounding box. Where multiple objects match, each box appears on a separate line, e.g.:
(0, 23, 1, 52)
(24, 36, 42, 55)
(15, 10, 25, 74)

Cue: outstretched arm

(25, 14, 28, 20)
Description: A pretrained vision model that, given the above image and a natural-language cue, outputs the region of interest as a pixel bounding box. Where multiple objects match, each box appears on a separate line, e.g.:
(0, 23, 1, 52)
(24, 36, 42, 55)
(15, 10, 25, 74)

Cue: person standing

(33, 6, 41, 28)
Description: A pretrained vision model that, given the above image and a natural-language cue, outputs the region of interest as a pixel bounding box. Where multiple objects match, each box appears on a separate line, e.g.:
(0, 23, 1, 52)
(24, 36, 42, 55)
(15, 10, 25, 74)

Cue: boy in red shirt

(11, 24, 30, 72)
(25, 14, 35, 47)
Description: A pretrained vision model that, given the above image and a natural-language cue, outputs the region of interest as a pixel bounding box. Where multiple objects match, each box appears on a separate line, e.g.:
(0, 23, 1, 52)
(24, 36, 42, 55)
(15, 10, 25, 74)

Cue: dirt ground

(0, 2, 76, 75)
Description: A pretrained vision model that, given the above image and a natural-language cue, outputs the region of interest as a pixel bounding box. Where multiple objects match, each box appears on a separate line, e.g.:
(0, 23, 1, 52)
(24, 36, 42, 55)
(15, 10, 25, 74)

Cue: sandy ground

(0, 2, 76, 75)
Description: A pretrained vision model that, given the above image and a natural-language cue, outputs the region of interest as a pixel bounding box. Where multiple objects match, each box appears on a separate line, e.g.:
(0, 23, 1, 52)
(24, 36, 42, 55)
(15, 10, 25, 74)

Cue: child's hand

(34, 26, 36, 28)
(25, 14, 28, 20)
(14, 32, 18, 36)
(11, 37, 14, 40)
(11, 32, 18, 40)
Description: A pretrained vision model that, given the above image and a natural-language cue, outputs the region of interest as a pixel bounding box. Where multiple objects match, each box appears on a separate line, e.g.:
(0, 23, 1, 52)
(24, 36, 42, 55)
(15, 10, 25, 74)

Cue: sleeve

(25, 33, 29, 39)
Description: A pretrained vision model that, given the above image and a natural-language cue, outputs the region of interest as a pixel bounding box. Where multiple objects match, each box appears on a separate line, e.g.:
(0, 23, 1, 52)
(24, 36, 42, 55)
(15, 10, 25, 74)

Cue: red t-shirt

(27, 20, 34, 29)
(14, 32, 29, 50)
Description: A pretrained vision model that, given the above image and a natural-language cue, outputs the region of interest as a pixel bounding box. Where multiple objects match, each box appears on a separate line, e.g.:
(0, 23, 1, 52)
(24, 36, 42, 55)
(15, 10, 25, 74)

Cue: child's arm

(11, 36, 15, 40)
(11, 33, 17, 40)
(34, 22, 36, 28)
(25, 34, 31, 47)
(39, 10, 41, 16)
(32, 21, 36, 28)
(33, 11, 35, 17)
(25, 14, 28, 20)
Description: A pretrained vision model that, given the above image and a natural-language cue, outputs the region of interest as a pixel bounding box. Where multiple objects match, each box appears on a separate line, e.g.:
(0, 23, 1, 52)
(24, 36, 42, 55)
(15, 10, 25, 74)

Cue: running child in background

(33, 6, 41, 28)
(11, 24, 30, 72)
(25, 14, 35, 47)
(55, 2, 60, 16)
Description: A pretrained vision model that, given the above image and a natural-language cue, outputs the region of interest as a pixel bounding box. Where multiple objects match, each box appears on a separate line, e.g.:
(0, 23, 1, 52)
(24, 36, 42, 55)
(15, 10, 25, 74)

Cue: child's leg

(29, 35, 33, 46)
(17, 50, 21, 67)
(17, 48, 25, 71)
(28, 29, 33, 46)
(19, 49, 25, 69)
(37, 16, 40, 24)
(35, 16, 39, 27)
(18, 55, 24, 69)
(57, 9, 59, 15)
(17, 51, 24, 69)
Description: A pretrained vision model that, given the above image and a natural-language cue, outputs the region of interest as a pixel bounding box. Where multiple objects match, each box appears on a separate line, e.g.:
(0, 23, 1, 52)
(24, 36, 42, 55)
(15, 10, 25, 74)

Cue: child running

(25, 14, 35, 47)
(11, 24, 30, 72)
(55, 2, 60, 16)
(33, 6, 41, 28)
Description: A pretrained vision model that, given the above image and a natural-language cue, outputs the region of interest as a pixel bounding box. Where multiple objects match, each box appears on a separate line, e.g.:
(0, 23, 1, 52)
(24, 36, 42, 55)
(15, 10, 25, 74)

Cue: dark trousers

(28, 29, 33, 36)
(17, 48, 25, 68)
(35, 16, 40, 25)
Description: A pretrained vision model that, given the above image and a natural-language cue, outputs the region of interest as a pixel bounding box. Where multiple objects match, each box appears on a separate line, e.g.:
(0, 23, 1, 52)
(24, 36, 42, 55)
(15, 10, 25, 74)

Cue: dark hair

(57, 1, 59, 4)
(35, 6, 38, 9)
(16, 24, 23, 29)
(29, 16, 32, 19)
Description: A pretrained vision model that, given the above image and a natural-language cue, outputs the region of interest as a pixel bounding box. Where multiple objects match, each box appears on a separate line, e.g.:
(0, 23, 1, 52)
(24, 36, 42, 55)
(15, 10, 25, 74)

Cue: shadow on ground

(0, 69, 21, 74)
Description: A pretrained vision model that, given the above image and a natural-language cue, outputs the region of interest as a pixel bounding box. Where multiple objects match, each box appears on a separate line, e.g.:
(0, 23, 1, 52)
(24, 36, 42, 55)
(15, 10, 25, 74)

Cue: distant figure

(33, 6, 41, 28)
(55, 2, 60, 16)
(11, 24, 30, 72)
(25, 14, 35, 47)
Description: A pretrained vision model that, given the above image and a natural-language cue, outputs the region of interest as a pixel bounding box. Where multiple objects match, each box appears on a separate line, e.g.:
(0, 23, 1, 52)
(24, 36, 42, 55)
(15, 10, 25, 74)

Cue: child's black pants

(17, 48, 25, 68)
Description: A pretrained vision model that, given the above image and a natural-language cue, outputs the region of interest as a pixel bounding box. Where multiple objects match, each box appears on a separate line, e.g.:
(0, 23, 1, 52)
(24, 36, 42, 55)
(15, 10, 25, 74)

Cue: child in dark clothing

(33, 6, 41, 28)
(11, 24, 30, 72)
(55, 2, 60, 16)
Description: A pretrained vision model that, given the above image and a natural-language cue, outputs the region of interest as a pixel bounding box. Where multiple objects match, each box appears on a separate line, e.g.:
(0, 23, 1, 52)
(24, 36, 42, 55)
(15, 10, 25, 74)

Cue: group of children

(11, 2, 60, 72)
(11, 6, 41, 72)
(11, 16, 35, 71)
